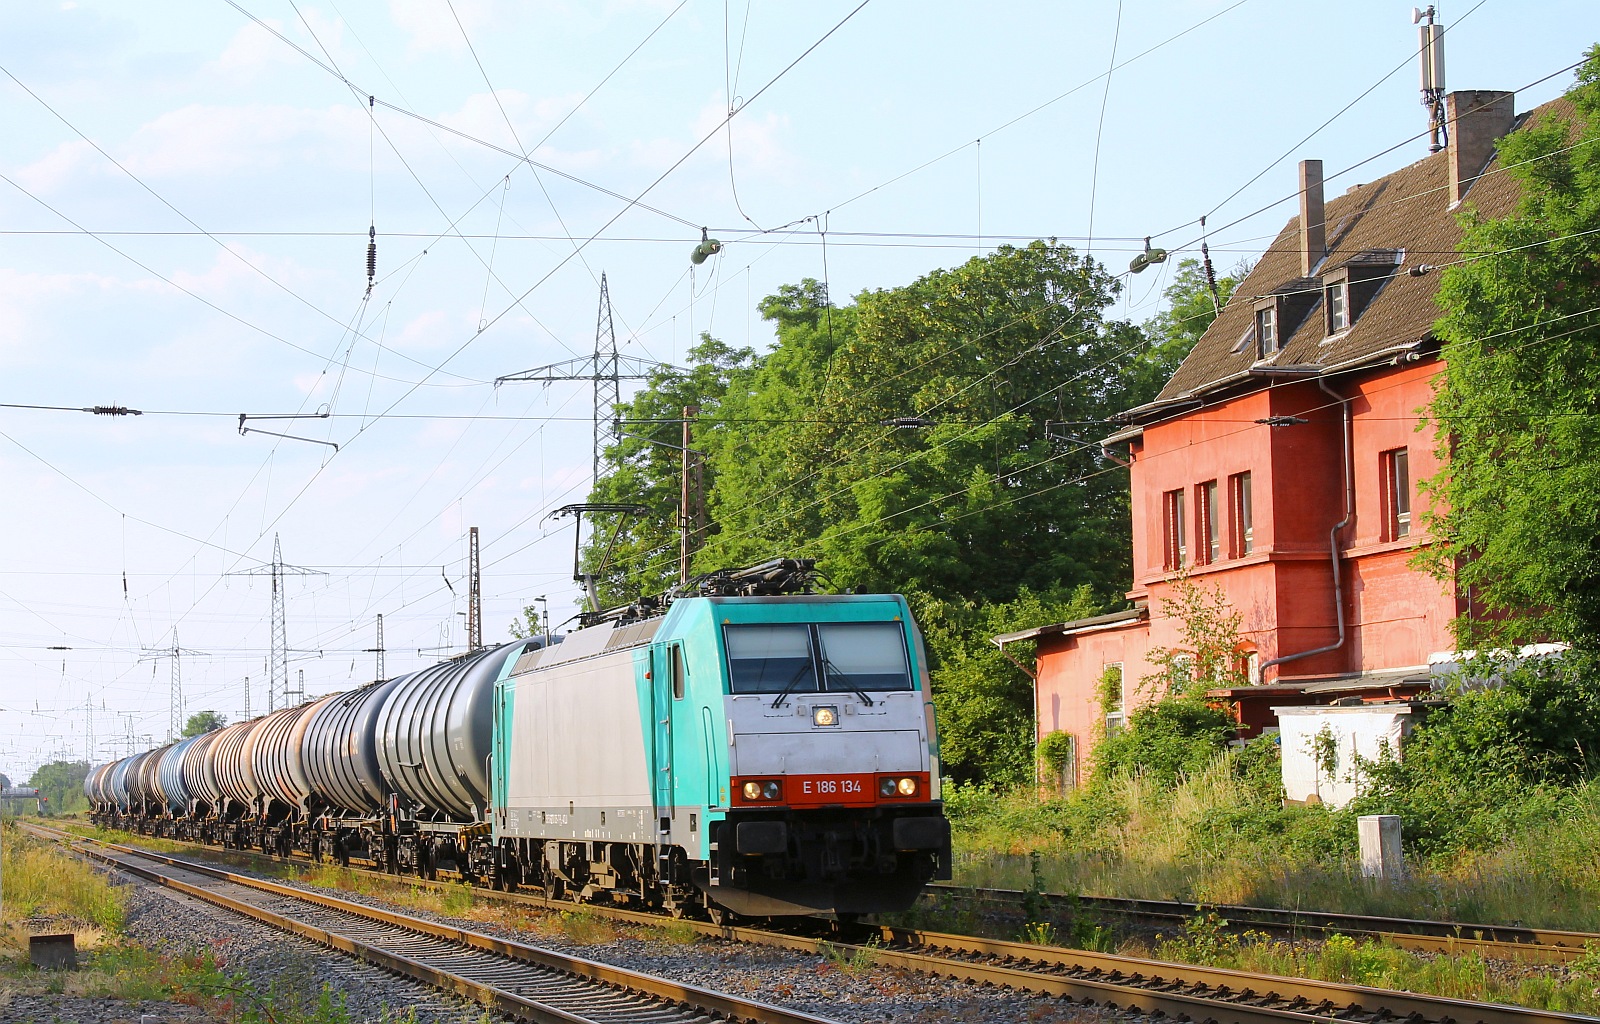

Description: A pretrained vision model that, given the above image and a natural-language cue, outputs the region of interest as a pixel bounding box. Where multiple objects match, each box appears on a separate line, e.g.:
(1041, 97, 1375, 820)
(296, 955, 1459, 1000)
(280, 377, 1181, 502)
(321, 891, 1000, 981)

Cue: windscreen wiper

(770, 662, 816, 709)
(819, 654, 874, 707)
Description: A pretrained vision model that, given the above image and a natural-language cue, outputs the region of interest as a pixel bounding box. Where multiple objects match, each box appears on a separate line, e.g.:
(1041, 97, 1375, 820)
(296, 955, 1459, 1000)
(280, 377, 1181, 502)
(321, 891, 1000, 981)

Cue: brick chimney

(1299, 159, 1326, 277)
(1446, 90, 1515, 207)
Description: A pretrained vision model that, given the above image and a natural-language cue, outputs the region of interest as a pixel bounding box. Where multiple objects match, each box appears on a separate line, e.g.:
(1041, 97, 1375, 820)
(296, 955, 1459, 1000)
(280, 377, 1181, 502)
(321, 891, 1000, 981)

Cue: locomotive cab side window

(726, 624, 816, 694)
(670, 644, 686, 700)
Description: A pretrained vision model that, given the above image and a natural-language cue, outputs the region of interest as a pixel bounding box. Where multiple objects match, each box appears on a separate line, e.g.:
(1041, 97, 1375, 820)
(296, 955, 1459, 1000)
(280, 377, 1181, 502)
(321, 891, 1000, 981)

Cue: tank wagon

(88, 559, 951, 920)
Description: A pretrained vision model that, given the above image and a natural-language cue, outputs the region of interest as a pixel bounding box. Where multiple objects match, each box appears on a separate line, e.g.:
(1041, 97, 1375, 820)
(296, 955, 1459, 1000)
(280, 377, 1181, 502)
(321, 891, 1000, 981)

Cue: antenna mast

(1415, 6, 1447, 152)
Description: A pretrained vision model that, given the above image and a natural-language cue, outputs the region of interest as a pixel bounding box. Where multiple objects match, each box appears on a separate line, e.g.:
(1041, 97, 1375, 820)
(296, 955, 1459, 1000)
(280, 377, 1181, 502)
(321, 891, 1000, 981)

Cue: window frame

(1102, 663, 1126, 738)
(1254, 299, 1280, 357)
(1325, 275, 1350, 334)
(1198, 480, 1221, 564)
(1228, 471, 1254, 556)
(1383, 447, 1412, 540)
(1162, 488, 1188, 570)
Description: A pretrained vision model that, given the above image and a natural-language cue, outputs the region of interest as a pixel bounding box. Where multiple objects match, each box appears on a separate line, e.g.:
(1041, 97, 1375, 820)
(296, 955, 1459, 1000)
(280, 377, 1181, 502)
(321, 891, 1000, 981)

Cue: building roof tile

(1133, 96, 1574, 415)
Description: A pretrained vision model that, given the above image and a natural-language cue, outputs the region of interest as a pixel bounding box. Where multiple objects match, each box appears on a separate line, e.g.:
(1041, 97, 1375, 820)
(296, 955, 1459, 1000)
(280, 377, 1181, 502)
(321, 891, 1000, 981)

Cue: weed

(556, 909, 616, 945)
(821, 938, 879, 976)
(1020, 921, 1058, 946)
(440, 882, 474, 916)
(643, 918, 699, 946)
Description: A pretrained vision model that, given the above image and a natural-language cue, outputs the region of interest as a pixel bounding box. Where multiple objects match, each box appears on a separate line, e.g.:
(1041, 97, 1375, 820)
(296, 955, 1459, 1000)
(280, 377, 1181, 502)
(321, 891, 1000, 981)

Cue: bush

(1092, 694, 1237, 786)
(1351, 650, 1600, 857)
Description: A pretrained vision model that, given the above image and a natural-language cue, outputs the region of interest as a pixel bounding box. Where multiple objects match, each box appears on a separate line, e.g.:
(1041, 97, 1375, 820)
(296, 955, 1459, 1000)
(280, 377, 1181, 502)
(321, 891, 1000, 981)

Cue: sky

(0, 0, 1593, 777)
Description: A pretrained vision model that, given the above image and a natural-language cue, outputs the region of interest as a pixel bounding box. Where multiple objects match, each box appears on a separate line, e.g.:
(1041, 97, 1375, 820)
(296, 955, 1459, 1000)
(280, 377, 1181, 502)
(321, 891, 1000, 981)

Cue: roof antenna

(1414, 7, 1448, 153)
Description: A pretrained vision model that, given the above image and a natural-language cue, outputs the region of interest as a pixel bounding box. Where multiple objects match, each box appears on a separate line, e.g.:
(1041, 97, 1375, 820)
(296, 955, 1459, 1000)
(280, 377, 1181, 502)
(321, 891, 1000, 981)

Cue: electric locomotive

(86, 558, 951, 920)
(492, 558, 951, 918)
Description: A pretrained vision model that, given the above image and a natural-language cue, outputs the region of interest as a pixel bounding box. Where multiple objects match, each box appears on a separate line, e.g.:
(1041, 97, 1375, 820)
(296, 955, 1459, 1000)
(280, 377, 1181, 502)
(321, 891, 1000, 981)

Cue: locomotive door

(651, 644, 682, 840)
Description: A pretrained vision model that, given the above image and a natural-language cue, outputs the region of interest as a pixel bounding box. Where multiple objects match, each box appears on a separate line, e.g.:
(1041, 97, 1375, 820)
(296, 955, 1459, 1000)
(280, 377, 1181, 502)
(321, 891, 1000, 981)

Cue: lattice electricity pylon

(495, 273, 675, 482)
(466, 527, 483, 651)
(140, 628, 210, 740)
(226, 534, 325, 713)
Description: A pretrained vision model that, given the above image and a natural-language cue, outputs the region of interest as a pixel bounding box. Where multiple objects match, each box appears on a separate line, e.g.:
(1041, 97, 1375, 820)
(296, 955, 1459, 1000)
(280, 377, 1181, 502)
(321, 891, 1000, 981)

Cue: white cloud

(13, 139, 99, 194)
(120, 103, 369, 178)
(389, 0, 492, 56)
(691, 95, 793, 179)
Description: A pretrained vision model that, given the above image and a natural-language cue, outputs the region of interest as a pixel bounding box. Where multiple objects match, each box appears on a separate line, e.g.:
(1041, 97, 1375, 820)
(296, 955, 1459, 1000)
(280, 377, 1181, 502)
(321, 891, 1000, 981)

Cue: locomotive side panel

(498, 643, 652, 842)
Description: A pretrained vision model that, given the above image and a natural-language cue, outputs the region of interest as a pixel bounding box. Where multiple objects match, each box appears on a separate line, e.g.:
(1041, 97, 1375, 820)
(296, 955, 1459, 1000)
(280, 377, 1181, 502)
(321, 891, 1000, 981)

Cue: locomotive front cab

(699, 596, 951, 917)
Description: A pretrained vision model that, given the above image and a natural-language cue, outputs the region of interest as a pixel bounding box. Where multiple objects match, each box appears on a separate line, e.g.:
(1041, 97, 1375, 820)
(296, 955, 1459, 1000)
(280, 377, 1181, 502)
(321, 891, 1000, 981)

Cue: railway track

(37, 823, 1600, 1024)
(29, 823, 835, 1024)
(924, 884, 1599, 964)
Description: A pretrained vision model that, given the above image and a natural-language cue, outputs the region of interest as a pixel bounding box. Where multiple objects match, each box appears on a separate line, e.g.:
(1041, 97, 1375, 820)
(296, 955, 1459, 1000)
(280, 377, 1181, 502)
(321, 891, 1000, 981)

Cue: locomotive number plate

(788, 773, 876, 807)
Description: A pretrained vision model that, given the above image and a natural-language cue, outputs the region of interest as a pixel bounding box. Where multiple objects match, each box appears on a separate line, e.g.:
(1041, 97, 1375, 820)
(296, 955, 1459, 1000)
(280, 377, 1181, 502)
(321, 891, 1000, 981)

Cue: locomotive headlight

(742, 781, 763, 801)
(812, 705, 839, 727)
(897, 776, 918, 796)
(762, 780, 781, 800)
(879, 777, 897, 797)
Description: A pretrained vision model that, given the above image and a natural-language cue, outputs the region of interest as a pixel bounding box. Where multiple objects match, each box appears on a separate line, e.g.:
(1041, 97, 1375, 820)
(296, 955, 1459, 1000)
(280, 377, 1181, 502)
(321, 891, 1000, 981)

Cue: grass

(0, 820, 455, 1022)
(1136, 916, 1600, 1016)
(945, 757, 1600, 932)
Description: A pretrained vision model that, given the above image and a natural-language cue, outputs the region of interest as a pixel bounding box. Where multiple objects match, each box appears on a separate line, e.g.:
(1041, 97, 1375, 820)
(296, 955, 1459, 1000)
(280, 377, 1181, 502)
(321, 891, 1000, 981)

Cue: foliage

(1142, 574, 1249, 697)
(27, 758, 90, 814)
(1132, 257, 1239, 402)
(915, 584, 1104, 786)
(1422, 48, 1600, 645)
(1037, 731, 1077, 777)
(183, 710, 226, 736)
(1350, 650, 1600, 855)
(701, 243, 1143, 602)
(1091, 694, 1237, 786)
(576, 334, 756, 607)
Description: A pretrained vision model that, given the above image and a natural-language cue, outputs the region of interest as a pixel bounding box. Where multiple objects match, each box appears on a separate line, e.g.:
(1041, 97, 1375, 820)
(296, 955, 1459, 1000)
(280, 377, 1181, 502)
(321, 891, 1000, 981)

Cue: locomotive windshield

(725, 622, 913, 696)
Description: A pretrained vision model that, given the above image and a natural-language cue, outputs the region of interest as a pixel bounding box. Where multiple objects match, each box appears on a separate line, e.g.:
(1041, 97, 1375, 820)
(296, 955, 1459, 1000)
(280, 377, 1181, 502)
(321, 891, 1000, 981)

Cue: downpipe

(1261, 376, 1351, 674)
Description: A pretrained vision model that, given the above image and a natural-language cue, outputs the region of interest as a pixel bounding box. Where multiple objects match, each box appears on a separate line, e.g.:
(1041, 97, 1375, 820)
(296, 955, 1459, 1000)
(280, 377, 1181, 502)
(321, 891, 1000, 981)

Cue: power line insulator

(366, 226, 377, 290)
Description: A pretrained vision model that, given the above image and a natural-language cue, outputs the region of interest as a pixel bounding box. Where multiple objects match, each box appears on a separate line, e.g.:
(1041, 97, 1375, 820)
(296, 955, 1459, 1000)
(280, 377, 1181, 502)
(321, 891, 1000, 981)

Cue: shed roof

(991, 605, 1146, 647)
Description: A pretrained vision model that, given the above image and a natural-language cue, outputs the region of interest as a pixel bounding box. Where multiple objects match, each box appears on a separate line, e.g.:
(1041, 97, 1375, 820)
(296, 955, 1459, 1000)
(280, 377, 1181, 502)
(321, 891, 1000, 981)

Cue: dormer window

(1327, 279, 1349, 333)
(1255, 302, 1279, 357)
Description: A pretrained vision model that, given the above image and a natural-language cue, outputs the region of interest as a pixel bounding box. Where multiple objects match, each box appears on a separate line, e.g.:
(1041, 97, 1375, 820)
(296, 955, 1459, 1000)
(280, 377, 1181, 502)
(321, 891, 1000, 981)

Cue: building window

(1383, 448, 1411, 539)
(1198, 480, 1220, 563)
(1229, 471, 1254, 555)
(1102, 663, 1126, 737)
(1162, 488, 1187, 570)
(1327, 279, 1349, 333)
(1256, 304, 1279, 356)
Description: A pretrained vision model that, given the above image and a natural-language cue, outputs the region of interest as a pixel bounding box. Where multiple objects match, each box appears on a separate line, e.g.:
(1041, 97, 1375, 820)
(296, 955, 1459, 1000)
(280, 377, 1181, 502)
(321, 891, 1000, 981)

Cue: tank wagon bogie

(87, 561, 951, 922)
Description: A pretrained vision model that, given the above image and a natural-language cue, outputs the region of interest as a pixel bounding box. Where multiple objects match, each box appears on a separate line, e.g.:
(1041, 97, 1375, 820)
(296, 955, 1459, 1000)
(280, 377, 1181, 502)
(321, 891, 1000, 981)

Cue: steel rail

(924, 884, 1598, 963)
(29, 824, 837, 1024)
(43, 823, 1600, 1024)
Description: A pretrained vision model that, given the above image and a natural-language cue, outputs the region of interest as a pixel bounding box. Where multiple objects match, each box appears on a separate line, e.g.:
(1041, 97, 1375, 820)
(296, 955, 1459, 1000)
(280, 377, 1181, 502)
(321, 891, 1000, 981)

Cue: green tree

(1424, 49, 1600, 645)
(916, 584, 1104, 787)
(28, 760, 90, 815)
(581, 333, 755, 604)
(182, 710, 226, 736)
(1131, 257, 1239, 404)
(704, 242, 1142, 603)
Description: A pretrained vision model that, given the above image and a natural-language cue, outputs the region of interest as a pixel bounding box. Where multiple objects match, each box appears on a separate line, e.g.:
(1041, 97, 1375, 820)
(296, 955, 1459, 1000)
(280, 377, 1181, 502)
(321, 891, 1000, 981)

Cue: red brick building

(1000, 90, 1557, 789)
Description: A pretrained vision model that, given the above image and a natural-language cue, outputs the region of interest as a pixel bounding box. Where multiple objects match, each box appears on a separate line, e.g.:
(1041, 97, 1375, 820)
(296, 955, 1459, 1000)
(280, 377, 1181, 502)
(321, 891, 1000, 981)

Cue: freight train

(85, 560, 951, 920)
